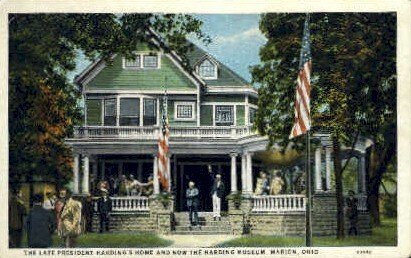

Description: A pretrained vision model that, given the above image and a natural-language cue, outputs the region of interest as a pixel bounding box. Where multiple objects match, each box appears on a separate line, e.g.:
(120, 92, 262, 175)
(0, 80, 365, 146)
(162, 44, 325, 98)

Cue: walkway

(161, 234, 238, 248)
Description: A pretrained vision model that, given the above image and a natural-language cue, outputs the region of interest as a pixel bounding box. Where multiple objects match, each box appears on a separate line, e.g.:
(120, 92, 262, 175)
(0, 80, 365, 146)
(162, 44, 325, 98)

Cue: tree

(252, 13, 396, 238)
(9, 14, 208, 195)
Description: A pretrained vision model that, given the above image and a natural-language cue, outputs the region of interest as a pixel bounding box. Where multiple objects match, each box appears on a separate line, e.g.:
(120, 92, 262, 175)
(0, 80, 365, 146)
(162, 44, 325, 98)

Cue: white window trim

(196, 58, 218, 80)
(122, 52, 161, 70)
(174, 101, 196, 121)
(214, 105, 236, 126)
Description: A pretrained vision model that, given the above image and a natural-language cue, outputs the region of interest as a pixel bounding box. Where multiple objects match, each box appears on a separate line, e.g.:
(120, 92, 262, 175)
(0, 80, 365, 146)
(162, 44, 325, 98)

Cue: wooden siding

(200, 105, 213, 126)
(86, 55, 197, 91)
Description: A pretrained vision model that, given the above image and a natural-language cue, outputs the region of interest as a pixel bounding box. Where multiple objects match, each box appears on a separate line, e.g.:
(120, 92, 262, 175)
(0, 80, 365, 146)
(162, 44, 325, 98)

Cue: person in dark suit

(26, 194, 56, 248)
(210, 174, 225, 221)
(9, 188, 27, 248)
(97, 189, 112, 233)
(346, 190, 359, 235)
(186, 181, 199, 227)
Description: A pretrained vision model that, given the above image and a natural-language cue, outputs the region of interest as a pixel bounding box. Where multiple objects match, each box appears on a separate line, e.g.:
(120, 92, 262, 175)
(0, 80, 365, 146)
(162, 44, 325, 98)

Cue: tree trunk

(368, 142, 396, 226)
(332, 135, 345, 239)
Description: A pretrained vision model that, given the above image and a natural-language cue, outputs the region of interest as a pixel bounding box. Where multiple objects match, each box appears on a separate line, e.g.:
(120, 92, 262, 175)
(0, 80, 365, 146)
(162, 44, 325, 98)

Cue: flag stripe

(290, 16, 312, 139)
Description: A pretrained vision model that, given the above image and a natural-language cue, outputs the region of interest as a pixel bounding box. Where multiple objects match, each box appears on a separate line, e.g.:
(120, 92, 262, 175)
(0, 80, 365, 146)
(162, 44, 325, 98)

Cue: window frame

(122, 52, 161, 70)
(197, 58, 218, 80)
(215, 105, 234, 126)
(119, 98, 141, 126)
(249, 107, 257, 124)
(143, 98, 158, 126)
(103, 98, 117, 126)
(174, 101, 196, 121)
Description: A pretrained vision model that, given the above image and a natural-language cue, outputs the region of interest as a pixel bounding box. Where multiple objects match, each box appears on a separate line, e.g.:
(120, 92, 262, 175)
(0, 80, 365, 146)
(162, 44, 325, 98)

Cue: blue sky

(190, 14, 266, 82)
(70, 14, 266, 83)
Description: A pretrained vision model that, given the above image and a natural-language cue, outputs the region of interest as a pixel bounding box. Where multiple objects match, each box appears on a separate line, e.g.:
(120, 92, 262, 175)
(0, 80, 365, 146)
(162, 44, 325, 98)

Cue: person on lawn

(59, 190, 82, 248)
(26, 194, 56, 248)
(186, 181, 200, 227)
(346, 190, 359, 235)
(97, 189, 112, 233)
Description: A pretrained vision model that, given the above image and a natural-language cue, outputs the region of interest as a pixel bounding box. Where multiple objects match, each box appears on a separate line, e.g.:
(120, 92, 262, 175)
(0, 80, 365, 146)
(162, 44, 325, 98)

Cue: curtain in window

(215, 106, 234, 126)
(120, 98, 140, 126)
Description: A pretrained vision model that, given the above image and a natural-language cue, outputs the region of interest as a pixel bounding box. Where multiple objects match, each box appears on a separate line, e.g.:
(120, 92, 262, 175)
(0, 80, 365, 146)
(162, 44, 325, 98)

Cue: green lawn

(22, 232, 172, 248)
(217, 217, 397, 247)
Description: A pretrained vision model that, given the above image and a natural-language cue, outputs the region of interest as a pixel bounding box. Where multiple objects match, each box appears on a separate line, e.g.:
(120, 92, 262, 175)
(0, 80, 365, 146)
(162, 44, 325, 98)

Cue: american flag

(157, 91, 170, 191)
(290, 15, 312, 139)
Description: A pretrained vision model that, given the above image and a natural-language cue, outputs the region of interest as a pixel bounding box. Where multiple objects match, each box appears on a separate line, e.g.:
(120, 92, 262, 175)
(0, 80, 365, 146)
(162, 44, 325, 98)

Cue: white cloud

(213, 27, 266, 44)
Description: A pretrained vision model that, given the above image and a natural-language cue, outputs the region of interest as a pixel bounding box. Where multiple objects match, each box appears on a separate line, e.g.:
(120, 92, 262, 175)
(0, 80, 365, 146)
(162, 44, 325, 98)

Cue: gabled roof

(187, 43, 251, 87)
(75, 28, 253, 92)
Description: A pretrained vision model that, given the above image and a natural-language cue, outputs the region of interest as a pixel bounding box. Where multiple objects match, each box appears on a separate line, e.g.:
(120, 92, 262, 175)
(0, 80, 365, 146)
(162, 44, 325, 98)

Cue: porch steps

(172, 212, 232, 235)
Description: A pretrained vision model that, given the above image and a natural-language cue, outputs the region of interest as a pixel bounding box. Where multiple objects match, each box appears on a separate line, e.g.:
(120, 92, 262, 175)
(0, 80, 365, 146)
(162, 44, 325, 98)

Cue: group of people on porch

(91, 174, 154, 197)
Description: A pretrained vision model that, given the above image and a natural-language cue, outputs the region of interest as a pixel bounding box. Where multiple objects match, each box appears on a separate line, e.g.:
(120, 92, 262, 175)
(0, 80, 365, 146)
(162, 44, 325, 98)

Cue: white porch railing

(93, 196, 150, 212)
(251, 194, 306, 213)
(73, 125, 256, 139)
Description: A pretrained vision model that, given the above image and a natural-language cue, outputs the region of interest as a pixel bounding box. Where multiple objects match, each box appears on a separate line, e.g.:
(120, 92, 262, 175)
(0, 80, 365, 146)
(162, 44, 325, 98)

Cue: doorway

(176, 163, 230, 212)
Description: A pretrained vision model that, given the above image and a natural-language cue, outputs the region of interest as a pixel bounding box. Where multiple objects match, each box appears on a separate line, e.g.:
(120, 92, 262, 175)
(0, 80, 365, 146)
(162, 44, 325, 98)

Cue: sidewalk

(161, 234, 238, 248)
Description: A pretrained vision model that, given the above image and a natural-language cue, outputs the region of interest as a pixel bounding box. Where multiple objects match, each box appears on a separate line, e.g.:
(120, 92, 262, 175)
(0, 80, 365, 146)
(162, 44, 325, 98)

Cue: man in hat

(210, 174, 225, 221)
(97, 189, 112, 233)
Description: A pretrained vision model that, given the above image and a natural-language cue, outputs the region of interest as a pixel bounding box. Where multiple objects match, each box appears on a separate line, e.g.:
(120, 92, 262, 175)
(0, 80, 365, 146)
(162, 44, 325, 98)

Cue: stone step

(175, 219, 230, 225)
(172, 230, 231, 235)
(174, 225, 231, 231)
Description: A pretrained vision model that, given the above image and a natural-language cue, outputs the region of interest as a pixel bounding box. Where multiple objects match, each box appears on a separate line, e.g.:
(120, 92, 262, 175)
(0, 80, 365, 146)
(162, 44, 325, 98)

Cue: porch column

(82, 155, 90, 194)
(230, 153, 238, 193)
(241, 153, 247, 194)
(153, 154, 160, 195)
(246, 152, 253, 194)
(73, 154, 80, 194)
(314, 146, 322, 192)
(360, 155, 366, 194)
(325, 147, 332, 191)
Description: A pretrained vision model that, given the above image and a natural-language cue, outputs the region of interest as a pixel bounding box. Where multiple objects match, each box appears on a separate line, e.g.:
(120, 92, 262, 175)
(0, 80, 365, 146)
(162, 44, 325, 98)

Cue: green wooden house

(67, 30, 371, 236)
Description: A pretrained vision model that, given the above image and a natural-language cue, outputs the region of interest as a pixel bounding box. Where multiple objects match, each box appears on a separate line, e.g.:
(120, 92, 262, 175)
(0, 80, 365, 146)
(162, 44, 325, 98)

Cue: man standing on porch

(186, 181, 199, 227)
(211, 174, 225, 221)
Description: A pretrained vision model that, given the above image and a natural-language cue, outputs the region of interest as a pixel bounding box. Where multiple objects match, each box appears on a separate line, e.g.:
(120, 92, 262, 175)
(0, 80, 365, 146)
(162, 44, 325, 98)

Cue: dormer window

(198, 59, 217, 79)
(123, 53, 160, 69)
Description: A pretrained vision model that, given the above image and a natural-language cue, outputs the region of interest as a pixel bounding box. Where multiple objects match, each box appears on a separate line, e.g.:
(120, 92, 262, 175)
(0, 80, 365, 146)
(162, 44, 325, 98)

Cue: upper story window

(198, 59, 217, 79)
(174, 102, 195, 121)
(124, 56, 141, 68)
(104, 98, 117, 126)
(143, 99, 157, 126)
(143, 55, 158, 68)
(249, 107, 257, 124)
(120, 98, 140, 126)
(123, 53, 160, 69)
(215, 105, 234, 126)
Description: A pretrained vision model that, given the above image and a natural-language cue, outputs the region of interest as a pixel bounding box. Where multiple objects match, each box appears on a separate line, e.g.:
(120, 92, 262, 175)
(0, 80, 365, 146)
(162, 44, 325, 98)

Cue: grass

(217, 217, 397, 247)
(22, 232, 172, 248)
